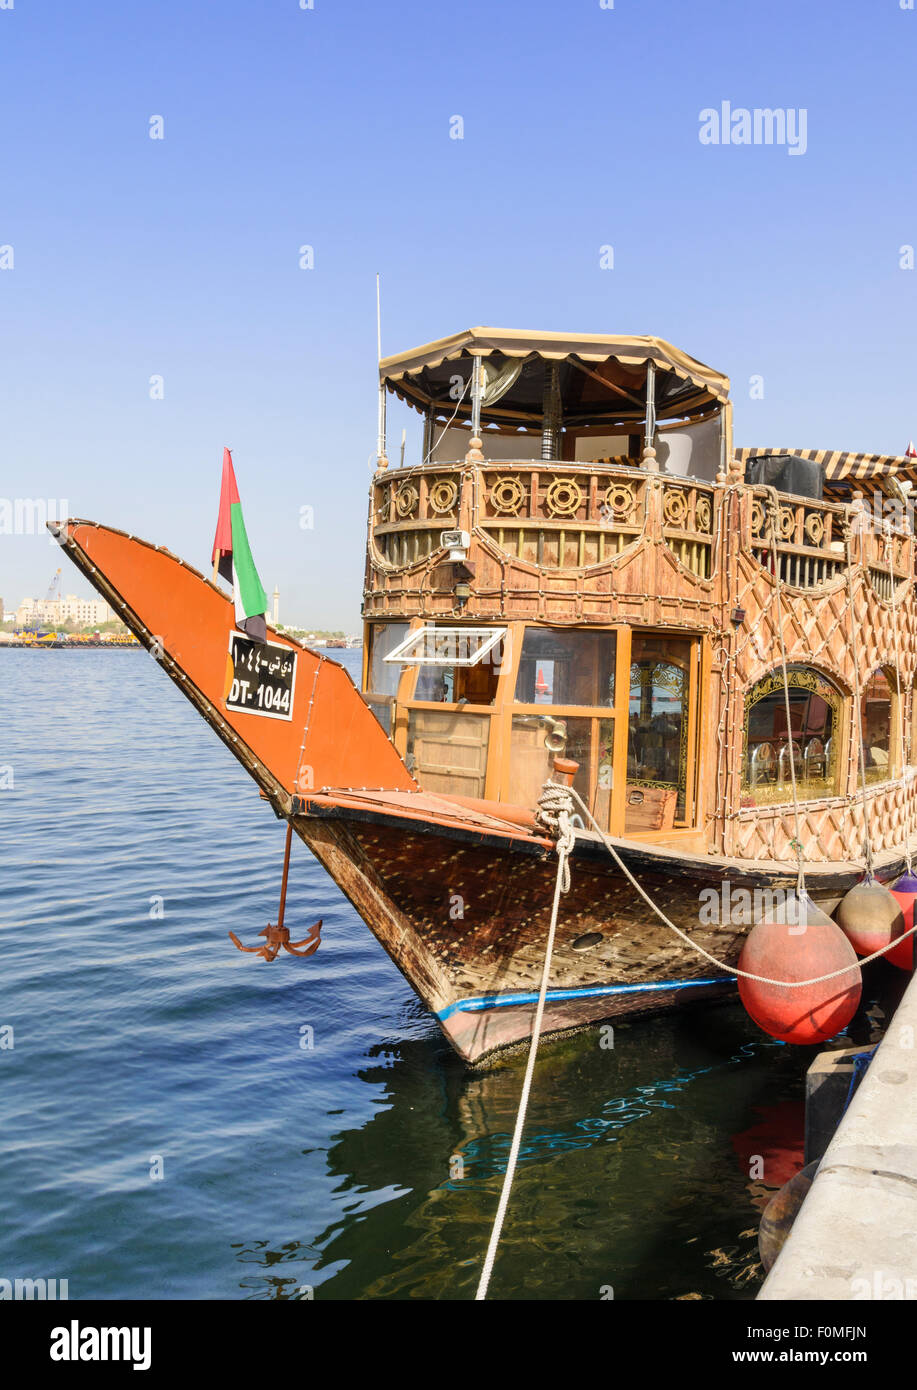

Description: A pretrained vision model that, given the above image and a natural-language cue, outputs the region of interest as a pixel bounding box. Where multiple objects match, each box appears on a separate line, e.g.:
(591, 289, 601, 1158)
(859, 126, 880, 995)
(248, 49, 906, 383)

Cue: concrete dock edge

(758, 971, 917, 1300)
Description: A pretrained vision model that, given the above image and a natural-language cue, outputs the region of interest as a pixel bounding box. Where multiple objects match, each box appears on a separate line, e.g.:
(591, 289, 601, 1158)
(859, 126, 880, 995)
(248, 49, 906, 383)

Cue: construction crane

(22, 568, 62, 636)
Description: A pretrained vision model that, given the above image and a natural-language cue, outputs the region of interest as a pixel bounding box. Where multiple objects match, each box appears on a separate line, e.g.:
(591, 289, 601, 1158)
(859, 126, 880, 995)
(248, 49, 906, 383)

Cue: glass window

(367, 622, 409, 696)
(361, 692, 394, 737)
(862, 669, 893, 786)
(626, 636, 693, 827)
(508, 714, 599, 814)
(514, 628, 616, 707)
(414, 659, 500, 705)
(742, 666, 841, 806)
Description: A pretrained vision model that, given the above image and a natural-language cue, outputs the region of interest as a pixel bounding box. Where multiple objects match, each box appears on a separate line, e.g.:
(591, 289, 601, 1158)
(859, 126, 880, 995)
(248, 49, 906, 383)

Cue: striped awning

(380, 328, 730, 428)
(736, 447, 917, 497)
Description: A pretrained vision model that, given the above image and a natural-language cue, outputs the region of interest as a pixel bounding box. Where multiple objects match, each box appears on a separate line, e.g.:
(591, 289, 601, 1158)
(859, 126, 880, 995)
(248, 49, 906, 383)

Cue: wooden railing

(478, 463, 648, 570)
(746, 488, 914, 594)
(371, 464, 461, 568)
(659, 479, 715, 579)
(370, 460, 724, 579)
(747, 489, 848, 589)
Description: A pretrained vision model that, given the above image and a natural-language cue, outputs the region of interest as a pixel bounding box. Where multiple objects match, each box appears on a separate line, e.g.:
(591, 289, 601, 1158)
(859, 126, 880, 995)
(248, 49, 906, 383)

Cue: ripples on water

(0, 650, 896, 1299)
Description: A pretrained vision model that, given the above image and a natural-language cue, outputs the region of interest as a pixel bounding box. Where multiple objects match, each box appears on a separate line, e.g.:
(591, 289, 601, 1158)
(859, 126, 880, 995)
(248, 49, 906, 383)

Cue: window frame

(741, 665, 845, 807)
(860, 665, 900, 788)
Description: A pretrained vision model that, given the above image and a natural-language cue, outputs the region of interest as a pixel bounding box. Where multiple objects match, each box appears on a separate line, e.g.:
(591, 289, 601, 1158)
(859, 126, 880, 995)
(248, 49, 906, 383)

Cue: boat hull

(292, 804, 891, 1062)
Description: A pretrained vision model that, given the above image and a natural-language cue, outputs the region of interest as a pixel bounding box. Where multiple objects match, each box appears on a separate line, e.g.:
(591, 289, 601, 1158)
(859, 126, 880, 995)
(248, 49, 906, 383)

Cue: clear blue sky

(2, 0, 915, 626)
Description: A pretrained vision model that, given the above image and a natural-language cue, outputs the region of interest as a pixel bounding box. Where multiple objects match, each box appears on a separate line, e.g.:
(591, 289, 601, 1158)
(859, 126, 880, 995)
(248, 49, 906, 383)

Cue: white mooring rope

(885, 528, 914, 877)
(474, 784, 575, 1301)
(845, 516, 877, 878)
(766, 492, 807, 898)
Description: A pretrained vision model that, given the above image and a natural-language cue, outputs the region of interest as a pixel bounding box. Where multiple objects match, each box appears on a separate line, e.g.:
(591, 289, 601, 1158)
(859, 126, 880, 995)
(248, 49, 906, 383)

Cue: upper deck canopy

(380, 328, 730, 430)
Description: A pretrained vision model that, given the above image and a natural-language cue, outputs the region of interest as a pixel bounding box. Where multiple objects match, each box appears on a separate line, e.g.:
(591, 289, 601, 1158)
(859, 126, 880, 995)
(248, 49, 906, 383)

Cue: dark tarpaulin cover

(743, 453, 826, 501)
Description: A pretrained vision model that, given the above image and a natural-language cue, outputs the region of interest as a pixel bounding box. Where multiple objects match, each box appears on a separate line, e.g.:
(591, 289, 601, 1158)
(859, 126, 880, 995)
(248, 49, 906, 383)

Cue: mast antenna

(376, 272, 382, 362)
(376, 273, 387, 467)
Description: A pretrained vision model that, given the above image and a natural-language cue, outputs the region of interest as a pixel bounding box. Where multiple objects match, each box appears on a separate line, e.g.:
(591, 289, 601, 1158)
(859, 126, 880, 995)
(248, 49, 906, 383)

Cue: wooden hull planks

(290, 802, 905, 1061)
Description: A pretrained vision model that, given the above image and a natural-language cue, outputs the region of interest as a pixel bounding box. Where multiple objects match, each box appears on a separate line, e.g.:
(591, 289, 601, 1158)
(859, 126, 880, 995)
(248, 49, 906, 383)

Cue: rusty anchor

(229, 821, 322, 961)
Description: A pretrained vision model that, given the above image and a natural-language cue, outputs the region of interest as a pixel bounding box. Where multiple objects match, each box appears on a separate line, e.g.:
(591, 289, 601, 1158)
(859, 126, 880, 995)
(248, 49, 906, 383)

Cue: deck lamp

(453, 558, 475, 603)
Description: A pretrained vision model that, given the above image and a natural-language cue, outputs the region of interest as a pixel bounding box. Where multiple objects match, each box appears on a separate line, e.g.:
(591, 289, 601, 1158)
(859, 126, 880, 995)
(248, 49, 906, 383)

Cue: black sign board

(225, 633, 297, 721)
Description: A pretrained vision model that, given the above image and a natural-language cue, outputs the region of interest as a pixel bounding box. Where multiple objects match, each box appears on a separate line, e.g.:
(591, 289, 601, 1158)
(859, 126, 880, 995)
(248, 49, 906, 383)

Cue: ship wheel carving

(662, 488, 688, 527)
(778, 506, 796, 540)
(602, 482, 636, 520)
(804, 511, 824, 545)
(750, 499, 765, 536)
(489, 475, 526, 515)
(378, 485, 393, 524)
(394, 482, 419, 518)
(695, 495, 712, 533)
(428, 478, 458, 514)
(544, 476, 583, 517)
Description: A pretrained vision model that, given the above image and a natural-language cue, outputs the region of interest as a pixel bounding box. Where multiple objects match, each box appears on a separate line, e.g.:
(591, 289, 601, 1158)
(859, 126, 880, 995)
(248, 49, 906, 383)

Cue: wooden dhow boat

(53, 328, 917, 1061)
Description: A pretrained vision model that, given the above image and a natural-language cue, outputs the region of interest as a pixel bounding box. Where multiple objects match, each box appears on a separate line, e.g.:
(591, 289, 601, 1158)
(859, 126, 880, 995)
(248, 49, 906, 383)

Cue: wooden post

(552, 756, 579, 786)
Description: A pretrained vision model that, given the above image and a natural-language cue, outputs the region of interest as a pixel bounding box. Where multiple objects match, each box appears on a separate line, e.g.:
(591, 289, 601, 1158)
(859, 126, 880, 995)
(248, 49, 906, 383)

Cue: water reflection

(231, 1002, 804, 1300)
(230, 965, 908, 1301)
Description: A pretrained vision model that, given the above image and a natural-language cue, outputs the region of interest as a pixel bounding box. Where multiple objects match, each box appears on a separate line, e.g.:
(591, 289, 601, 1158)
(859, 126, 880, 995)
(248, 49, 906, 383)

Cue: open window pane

(414, 660, 501, 705)
(384, 625, 507, 667)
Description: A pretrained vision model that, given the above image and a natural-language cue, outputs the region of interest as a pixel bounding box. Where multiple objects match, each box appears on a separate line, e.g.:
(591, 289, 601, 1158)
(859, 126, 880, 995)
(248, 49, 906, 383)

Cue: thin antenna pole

(376, 273, 382, 360)
(376, 273, 387, 467)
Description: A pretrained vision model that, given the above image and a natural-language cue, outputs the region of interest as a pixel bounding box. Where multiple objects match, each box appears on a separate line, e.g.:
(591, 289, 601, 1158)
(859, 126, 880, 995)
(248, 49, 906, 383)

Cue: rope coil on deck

(534, 782, 576, 891)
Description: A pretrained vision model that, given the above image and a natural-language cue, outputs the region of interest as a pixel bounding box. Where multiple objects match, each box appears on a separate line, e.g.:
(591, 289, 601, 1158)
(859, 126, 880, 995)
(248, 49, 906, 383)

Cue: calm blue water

(0, 650, 889, 1300)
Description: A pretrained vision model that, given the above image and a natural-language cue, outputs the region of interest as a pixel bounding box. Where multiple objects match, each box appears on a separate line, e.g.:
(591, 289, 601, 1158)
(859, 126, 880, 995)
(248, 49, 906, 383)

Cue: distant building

(15, 593, 113, 627)
(272, 586, 279, 626)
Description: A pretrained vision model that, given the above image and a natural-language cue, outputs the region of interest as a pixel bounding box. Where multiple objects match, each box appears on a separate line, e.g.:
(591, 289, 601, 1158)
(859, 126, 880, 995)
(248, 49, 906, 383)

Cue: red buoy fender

(738, 895, 862, 1044)
(888, 873, 917, 972)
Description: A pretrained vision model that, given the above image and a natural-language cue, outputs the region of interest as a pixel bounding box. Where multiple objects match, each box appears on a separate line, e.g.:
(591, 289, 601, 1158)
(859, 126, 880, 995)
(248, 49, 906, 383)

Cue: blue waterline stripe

(436, 976, 736, 1022)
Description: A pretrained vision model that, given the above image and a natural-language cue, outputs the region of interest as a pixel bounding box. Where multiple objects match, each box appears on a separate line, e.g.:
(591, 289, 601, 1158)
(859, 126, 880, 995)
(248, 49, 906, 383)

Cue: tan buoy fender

(835, 874, 905, 958)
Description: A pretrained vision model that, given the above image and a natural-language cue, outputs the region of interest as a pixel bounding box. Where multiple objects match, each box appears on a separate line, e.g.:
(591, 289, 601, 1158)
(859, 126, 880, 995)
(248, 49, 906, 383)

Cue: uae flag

(211, 448, 268, 643)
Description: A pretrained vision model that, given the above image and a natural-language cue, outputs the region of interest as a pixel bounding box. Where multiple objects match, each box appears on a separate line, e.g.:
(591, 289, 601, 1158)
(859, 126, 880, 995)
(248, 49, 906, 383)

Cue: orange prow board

(53, 520, 417, 799)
